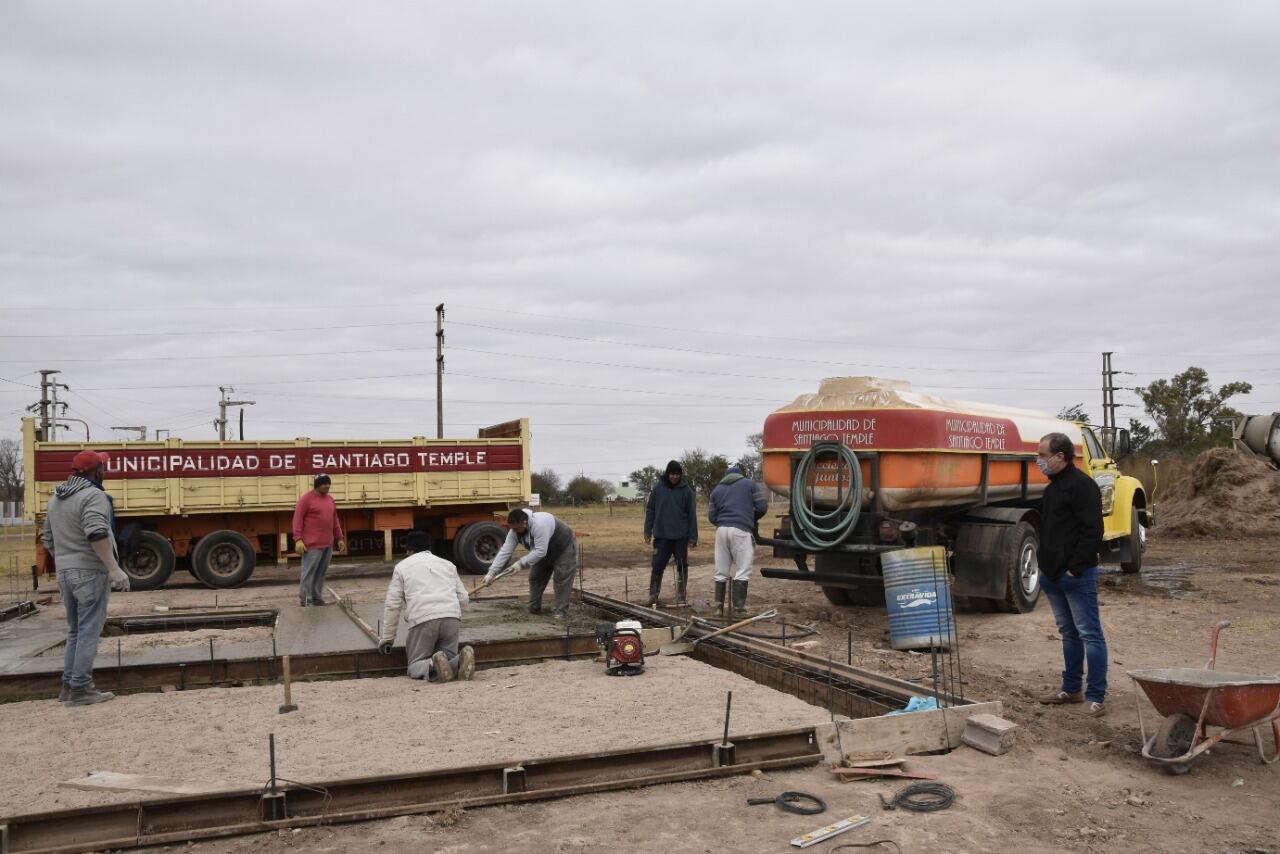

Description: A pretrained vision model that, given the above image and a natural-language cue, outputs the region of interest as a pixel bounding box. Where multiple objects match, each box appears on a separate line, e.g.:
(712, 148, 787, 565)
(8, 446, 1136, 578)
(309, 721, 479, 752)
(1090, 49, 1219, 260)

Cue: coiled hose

(790, 440, 863, 551)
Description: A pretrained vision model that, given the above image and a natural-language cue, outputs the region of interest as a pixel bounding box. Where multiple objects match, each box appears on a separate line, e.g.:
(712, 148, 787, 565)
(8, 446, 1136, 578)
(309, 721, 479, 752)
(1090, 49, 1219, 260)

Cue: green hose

(790, 440, 863, 551)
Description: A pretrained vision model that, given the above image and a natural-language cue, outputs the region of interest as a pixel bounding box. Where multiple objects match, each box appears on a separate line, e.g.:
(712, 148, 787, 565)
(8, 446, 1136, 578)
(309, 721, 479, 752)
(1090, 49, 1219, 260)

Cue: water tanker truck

(759, 377, 1150, 613)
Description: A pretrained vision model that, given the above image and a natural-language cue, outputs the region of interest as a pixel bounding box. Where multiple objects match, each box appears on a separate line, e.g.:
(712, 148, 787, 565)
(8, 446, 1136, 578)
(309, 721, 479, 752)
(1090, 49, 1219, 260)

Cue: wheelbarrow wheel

(1153, 713, 1197, 774)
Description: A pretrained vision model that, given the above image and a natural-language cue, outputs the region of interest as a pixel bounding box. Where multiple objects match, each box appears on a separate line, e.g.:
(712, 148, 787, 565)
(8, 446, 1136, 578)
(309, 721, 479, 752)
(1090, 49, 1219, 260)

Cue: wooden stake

(279, 656, 297, 713)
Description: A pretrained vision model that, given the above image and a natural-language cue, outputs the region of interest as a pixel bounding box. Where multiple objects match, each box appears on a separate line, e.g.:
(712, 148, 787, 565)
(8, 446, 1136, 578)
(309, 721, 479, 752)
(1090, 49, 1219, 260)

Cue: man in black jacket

(1036, 432, 1108, 717)
(643, 460, 698, 606)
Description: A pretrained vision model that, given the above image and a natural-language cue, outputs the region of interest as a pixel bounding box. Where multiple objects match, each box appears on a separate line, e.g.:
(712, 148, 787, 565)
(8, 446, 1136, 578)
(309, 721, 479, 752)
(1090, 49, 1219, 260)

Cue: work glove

(109, 566, 131, 592)
(336, 539, 347, 553)
(378, 641, 394, 655)
(294, 541, 307, 556)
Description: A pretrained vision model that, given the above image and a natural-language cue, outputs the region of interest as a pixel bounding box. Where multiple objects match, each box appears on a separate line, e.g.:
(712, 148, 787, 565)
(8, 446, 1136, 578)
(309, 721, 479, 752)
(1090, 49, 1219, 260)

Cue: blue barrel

(881, 546, 954, 650)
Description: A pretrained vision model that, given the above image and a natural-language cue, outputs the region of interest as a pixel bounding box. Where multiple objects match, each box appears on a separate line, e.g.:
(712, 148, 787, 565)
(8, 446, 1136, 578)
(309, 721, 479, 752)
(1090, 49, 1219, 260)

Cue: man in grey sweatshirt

(707, 465, 768, 618)
(41, 449, 131, 706)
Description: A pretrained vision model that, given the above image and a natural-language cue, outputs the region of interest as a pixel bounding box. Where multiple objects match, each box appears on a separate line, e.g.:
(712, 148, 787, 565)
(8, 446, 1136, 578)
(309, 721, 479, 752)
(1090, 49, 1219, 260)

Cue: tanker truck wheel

(822, 586, 852, 606)
(191, 530, 257, 589)
(1119, 507, 1145, 574)
(121, 531, 176, 591)
(453, 522, 506, 575)
(996, 522, 1041, 614)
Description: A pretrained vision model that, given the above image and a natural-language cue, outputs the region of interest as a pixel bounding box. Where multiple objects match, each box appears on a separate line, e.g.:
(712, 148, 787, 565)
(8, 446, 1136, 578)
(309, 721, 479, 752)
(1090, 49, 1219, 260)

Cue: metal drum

(881, 546, 954, 650)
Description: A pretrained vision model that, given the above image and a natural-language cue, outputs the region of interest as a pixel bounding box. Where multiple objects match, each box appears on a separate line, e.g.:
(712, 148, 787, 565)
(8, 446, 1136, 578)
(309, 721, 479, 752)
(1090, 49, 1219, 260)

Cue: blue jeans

(1040, 567, 1108, 703)
(58, 568, 111, 691)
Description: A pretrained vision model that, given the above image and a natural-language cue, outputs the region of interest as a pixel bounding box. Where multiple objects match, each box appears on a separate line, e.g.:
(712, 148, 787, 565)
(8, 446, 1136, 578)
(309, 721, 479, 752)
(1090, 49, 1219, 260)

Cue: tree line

(531, 433, 763, 506)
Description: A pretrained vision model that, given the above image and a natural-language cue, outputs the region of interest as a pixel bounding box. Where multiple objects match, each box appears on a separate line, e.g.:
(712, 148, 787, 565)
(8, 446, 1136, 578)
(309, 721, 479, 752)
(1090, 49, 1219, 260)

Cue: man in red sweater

(292, 474, 346, 606)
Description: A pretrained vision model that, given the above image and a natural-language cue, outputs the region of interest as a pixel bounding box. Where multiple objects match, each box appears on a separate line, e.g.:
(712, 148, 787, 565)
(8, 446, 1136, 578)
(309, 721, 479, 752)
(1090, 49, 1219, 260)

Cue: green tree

(0, 439, 22, 502)
(735, 432, 764, 481)
(1135, 367, 1252, 453)
(564, 474, 607, 504)
(1127, 419, 1155, 455)
(628, 465, 664, 500)
(530, 469, 562, 504)
(679, 448, 731, 500)
(1056, 403, 1090, 423)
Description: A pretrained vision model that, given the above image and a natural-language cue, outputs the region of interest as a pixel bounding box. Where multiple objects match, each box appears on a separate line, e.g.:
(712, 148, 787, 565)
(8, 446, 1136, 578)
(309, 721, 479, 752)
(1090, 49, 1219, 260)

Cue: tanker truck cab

(757, 378, 1150, 615)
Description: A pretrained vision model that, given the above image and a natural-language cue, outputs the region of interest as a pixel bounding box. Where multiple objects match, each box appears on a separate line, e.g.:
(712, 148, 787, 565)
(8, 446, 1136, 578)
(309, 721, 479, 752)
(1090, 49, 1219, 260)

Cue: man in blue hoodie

(41, 449, 132, 706)
(708, 465, 768, 618)
(643, 460, 698, 607)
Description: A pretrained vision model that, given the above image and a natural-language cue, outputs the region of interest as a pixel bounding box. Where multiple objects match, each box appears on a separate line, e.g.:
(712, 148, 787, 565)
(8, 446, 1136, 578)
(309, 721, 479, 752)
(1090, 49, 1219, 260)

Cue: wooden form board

(60, 771, 227, 796)
(814, 700, 1003, 763)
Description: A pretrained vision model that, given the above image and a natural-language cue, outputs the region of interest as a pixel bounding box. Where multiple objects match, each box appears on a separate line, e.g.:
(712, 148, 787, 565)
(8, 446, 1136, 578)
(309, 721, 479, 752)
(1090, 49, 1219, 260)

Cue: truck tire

(191, 530, 257, 589)
(821, 586, 852, 606)
(1120, 507, 1144, 574)
(996, 522, 1041, 614)
(121, 530, 175, 591)
(453, 522, 507, 575)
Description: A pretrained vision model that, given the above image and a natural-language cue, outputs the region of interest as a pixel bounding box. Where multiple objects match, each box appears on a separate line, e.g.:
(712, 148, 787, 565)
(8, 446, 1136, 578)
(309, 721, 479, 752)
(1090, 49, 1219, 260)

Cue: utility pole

(112, 426, 147, 441)
(1101, 352, 1120, 432)
(436, 303, 445, 439)
(215, 387, 255, 441)
(28, 370, 67, 441)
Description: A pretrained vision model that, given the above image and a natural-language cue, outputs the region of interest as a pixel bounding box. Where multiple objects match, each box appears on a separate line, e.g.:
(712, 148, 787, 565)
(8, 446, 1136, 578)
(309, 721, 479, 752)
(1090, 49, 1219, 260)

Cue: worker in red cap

(40, 449, 132, 706)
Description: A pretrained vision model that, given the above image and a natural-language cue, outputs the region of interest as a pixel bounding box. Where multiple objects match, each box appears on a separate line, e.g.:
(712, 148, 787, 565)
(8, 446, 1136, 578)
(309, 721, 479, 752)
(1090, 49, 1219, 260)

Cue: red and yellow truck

(23, 417, 529, 589)
(759, 378, 1150, 612)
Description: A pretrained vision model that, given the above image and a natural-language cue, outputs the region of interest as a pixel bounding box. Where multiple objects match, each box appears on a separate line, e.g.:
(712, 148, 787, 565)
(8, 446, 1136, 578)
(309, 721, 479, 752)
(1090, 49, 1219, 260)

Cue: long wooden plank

(60, 771, 227, 796)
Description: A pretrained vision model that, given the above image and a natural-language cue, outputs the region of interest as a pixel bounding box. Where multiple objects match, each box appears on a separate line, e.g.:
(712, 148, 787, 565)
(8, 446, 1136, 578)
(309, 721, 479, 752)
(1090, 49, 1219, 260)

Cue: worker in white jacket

(377, 531, 475, 682)
(485, 508, 579, 618)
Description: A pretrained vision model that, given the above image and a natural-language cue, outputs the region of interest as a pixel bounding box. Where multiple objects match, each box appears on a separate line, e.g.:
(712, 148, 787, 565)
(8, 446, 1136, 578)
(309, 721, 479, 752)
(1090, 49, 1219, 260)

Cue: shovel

(660, 609, 778, 655)
(469, 563, 517, 597)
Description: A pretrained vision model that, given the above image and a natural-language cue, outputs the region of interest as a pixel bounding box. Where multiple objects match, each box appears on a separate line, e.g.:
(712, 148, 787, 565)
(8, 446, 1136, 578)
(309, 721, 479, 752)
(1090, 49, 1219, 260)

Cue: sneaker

(457, 646, 476, 681)
(1037, 690, 1083, 705)
(526, 603, 542, 615)
(58, 684, 71, 703)
(1081, 701, 1106, 717)
(431, 651, 455, 683)
(65, 686, 116, 706)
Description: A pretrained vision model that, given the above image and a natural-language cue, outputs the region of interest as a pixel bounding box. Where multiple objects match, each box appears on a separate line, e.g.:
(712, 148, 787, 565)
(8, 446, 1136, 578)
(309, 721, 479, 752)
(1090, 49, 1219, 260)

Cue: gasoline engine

(595, 619, 645, 676)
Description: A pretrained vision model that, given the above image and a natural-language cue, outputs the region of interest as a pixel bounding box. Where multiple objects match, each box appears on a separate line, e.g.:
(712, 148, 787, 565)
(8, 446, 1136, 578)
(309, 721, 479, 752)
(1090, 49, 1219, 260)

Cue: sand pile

(1157, 448, 1280, 538)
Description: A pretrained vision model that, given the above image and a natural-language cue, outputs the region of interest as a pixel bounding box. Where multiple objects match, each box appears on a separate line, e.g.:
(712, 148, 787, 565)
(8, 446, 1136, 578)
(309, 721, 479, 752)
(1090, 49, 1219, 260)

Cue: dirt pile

(1157, 447, 1280, 538)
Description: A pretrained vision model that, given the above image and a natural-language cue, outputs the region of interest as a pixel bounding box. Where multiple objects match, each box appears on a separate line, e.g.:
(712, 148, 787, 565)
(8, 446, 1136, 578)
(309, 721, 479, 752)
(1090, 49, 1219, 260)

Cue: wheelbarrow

(1128, 619, 1280, 774)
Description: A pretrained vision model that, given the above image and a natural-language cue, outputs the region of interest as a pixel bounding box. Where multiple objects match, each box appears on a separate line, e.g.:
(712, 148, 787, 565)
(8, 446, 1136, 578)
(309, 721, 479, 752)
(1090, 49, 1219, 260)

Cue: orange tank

(762, 377, 1084, 513)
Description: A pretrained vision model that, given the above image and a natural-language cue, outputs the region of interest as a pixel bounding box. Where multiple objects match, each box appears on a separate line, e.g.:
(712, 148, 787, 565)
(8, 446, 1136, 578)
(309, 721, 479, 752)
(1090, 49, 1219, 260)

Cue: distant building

(606, 480, 640, 502)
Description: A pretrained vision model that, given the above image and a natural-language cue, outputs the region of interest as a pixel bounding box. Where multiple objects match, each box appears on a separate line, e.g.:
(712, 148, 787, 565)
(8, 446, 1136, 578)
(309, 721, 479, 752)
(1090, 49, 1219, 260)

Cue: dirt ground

(4, 504, 1279, 853)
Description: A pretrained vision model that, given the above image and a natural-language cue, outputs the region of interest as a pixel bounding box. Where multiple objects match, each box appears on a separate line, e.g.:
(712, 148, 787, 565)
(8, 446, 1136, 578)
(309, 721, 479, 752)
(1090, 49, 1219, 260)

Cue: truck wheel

(1120, 507, 1144, 574)
(821, 586, 852, 606)
(997, 522, 1041, 614)
(191, 530, 257, 589)
(121, 531, 175, 591)
(453, 522, 506, 575)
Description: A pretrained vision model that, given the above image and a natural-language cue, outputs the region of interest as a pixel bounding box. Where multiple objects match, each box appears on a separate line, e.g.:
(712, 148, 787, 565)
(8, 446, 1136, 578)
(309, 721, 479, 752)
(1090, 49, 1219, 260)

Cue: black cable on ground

(745, 791, 827, 815)
(877, 781, 956, 813)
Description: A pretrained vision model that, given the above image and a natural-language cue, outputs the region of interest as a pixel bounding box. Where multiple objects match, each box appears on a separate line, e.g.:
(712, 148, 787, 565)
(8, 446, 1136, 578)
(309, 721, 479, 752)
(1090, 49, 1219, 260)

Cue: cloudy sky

(2, 1, 1278, 482)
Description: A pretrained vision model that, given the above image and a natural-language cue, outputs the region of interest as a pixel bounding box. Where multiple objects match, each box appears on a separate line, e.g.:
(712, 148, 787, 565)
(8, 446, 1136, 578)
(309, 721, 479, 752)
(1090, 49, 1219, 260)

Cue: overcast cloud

(2, 1, 1278, 480)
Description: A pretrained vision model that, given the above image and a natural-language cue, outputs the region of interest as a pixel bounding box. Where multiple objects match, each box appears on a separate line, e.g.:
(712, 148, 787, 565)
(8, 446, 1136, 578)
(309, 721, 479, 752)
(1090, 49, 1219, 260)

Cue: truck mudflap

(951, 523, 1010, 600)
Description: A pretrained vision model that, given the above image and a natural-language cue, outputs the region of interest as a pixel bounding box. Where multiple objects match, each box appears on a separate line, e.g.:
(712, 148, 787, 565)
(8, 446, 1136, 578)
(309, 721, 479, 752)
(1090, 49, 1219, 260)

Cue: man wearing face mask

(41, 449, 131, 706)
(1035, 432, 1108, 717)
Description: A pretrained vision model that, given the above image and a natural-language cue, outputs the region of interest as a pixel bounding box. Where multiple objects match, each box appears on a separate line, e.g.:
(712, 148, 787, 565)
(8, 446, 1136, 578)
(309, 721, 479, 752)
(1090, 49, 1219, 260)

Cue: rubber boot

(644, 572, 662, 607)
(713, 580, 727, 619)
(674, 568, 688, 606)
(731, 580, 749, 619)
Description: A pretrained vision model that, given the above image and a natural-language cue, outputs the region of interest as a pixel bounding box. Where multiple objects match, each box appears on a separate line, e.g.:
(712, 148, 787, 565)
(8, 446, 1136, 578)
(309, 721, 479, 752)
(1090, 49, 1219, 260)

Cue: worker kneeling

(377, 531, 475, 683)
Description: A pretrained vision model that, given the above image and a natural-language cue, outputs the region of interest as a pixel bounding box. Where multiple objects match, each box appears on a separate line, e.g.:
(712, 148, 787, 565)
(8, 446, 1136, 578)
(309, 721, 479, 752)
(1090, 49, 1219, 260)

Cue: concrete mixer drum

(1233, 414, 1280, 468)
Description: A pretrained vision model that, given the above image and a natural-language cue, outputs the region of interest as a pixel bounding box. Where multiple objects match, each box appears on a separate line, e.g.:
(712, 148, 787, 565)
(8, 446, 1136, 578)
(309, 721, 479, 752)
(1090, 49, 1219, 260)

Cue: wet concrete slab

(0, 596, 594, 678)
